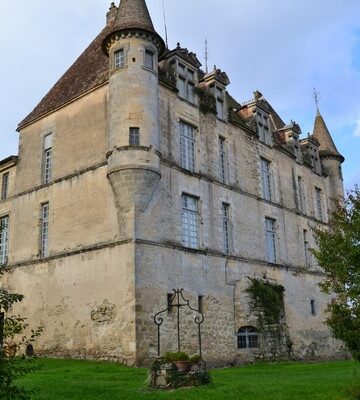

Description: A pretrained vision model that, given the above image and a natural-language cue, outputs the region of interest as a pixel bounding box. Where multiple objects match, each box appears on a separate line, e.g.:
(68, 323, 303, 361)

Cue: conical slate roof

(313, 109, 344, 162)
(112, 0, 155, 32)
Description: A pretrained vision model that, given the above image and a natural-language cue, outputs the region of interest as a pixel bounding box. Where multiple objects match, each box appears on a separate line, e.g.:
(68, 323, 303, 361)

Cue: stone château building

(0, 0, 346, 365)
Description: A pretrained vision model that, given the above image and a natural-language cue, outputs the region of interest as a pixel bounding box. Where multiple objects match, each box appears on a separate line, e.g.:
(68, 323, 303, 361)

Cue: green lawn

(18, 359, 358, 400)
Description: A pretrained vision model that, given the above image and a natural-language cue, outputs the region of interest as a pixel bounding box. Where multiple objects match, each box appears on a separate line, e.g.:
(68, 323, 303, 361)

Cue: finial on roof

(177, 42, 181, 49)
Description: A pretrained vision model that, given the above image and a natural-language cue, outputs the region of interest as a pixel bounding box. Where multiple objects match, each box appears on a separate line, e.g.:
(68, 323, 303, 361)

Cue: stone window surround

(0, 214, 9, 265)
(265, 216, 277, 264)
(219, 136, 227, 184)
(256, 108, 271, 145)
(222, 202, 231, 254)
(42, 132, 53, 185)
(260, 157, 273, 202)
(237, 326, 259, 349)
(110, 42, 130, 74)
(40, 202, 50, 259)
(179, 119, 197, 172)
(181, 192, 200, 249)
(142, 43, 158, 74)
(314, 186, 323, 221)
(172, 58, 197, 104)
(1, 172, 9, 200)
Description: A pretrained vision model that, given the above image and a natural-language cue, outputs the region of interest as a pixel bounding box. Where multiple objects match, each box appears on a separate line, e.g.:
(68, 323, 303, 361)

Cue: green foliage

(0, 247, 42, 399)
(246, 278, 285, 324)
(163, 352, 189, 362)
(312, 187, 360, 361)
(189, 355, 201, 364)
(194, 87, 217, 114)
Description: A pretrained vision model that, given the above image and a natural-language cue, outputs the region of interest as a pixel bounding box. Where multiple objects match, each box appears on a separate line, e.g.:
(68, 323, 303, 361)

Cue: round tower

(313, 108, 345, 210)
(102, 0, 165, 235)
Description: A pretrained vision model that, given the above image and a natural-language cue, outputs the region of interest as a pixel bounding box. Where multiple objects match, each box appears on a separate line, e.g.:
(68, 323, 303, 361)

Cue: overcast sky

(0, 0, 359, 188)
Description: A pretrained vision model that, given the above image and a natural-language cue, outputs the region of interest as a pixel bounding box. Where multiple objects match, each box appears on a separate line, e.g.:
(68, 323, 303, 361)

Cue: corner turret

(102, 0, 165, 238)
(312, 108, 345, 210)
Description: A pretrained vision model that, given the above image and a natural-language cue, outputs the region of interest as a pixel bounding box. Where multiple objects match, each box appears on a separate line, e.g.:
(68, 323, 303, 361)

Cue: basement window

(237, 326, 259, 349)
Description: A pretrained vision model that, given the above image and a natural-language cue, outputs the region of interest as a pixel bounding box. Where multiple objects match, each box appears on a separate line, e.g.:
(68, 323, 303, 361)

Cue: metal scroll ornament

(153, 289, 204, 358)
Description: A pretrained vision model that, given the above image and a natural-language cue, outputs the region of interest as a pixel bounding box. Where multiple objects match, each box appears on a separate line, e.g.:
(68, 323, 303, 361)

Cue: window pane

(114, 49, 125, 69)
(1, 173, 9, 200)
(145, 50, 154, 70)
(315, 188, 323, 220)
(182, 195, 198, 248)
(129, 127, 140, 146)
(265, 218, 276, 263)
(43, 148, 52, 184)
(0, 216, 9, 265)
(41, 203, 49, 258)
(180, 122, 195, 172)
(261, 159, 272, 201)
(222, 203, 230, 254)
(178, 77, 186, 99)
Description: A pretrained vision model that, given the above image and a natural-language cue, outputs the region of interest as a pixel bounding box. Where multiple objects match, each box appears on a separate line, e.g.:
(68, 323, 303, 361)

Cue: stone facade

(0, 0, 347, 366)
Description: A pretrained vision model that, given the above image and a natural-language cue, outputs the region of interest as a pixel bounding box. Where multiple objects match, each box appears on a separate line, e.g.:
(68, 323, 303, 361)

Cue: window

(198, 295, 204, 313)
(257, 111, 270, 144)
(114, 49, 125, 69)
(237, 326, 259, 349)
(315, 187, 323, 220)
(181, 194, 198, 249)
(261, 158, 272, 201)
(43, 133, 52, 184)
(0, 216, 9, 265)
(310, 299, 316, 316)
(265, 218, 276, 263)
(1, 173, 9, 200)
(339, 165, 343, 180)
(144, 49, 155, 70)
(216, 87, 225, 120)
(177, 63, 195, 103)
(219, 137, 227, 183)
(129, 127, 140, 146)
(222, 203, 230, 254)
(180, 122, 195, 172)
(303, 229, 311, 267)
(40, 203, 49, 258)
(297, 176, 306, 213)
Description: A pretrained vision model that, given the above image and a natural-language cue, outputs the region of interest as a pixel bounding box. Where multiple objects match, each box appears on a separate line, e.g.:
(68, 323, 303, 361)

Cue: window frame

(222, 203, 230, 254)
(219, 137, 227, 183)
(0, 215, 9, 266)
(237, 326, 259, 349)
(297, 176, 306, 213)
(176, 62, 196, 104)
(144, 49, 155, 70)
(180, 121, 196, 172)
(181, 194, 199, 249)
(1, 172, 9, 200)
(40, 202, 49, 258)
(43, 133, 53, 184)
(261, 158, 272, 201)
(114, 48, 126, 69)
(265, 217, 277, 263)
(303, 229, 311, 267)
(129, 127, 140, 146)
(257, 110, 271, 144)
(315, 187, 323, 220)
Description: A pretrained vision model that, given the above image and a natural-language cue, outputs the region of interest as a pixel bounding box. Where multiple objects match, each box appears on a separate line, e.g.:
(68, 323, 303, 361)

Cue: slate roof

(112, 0, 155, 33)
(313, 109, 344, 162)
(18, 26, 111, 130)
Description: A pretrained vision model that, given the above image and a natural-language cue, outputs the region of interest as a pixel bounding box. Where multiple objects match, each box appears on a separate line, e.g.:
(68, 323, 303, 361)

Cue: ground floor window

(237, 326, 259, 349)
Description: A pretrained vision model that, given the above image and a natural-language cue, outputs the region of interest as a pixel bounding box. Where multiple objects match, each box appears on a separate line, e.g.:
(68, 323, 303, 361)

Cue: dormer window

(215, 86, 225, 120)
(144, 49, 155, 70)
(177, 63, 195, 104)
(257, 110, 271, 144)
(114, 49, 125, 69)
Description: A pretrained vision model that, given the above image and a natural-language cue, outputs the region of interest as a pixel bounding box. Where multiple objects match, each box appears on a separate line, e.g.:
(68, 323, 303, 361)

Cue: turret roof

(112, 0, 155, 32)
(313, 109, 344, 162)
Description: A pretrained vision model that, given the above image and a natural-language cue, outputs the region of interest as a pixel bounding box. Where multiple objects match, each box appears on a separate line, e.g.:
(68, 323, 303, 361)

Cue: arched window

(237, 326, 259, 349)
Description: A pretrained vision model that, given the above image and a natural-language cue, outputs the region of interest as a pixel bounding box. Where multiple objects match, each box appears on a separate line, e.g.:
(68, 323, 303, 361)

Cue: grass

(18, 358, 359, 400)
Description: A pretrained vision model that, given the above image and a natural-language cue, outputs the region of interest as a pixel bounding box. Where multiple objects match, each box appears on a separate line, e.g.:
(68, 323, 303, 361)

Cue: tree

(312, 186, 360, 361)
(0, 222, 42, 399)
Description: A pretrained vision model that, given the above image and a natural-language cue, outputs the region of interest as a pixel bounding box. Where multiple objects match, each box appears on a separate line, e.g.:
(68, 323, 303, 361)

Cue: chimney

(106, 2, 118, 25)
